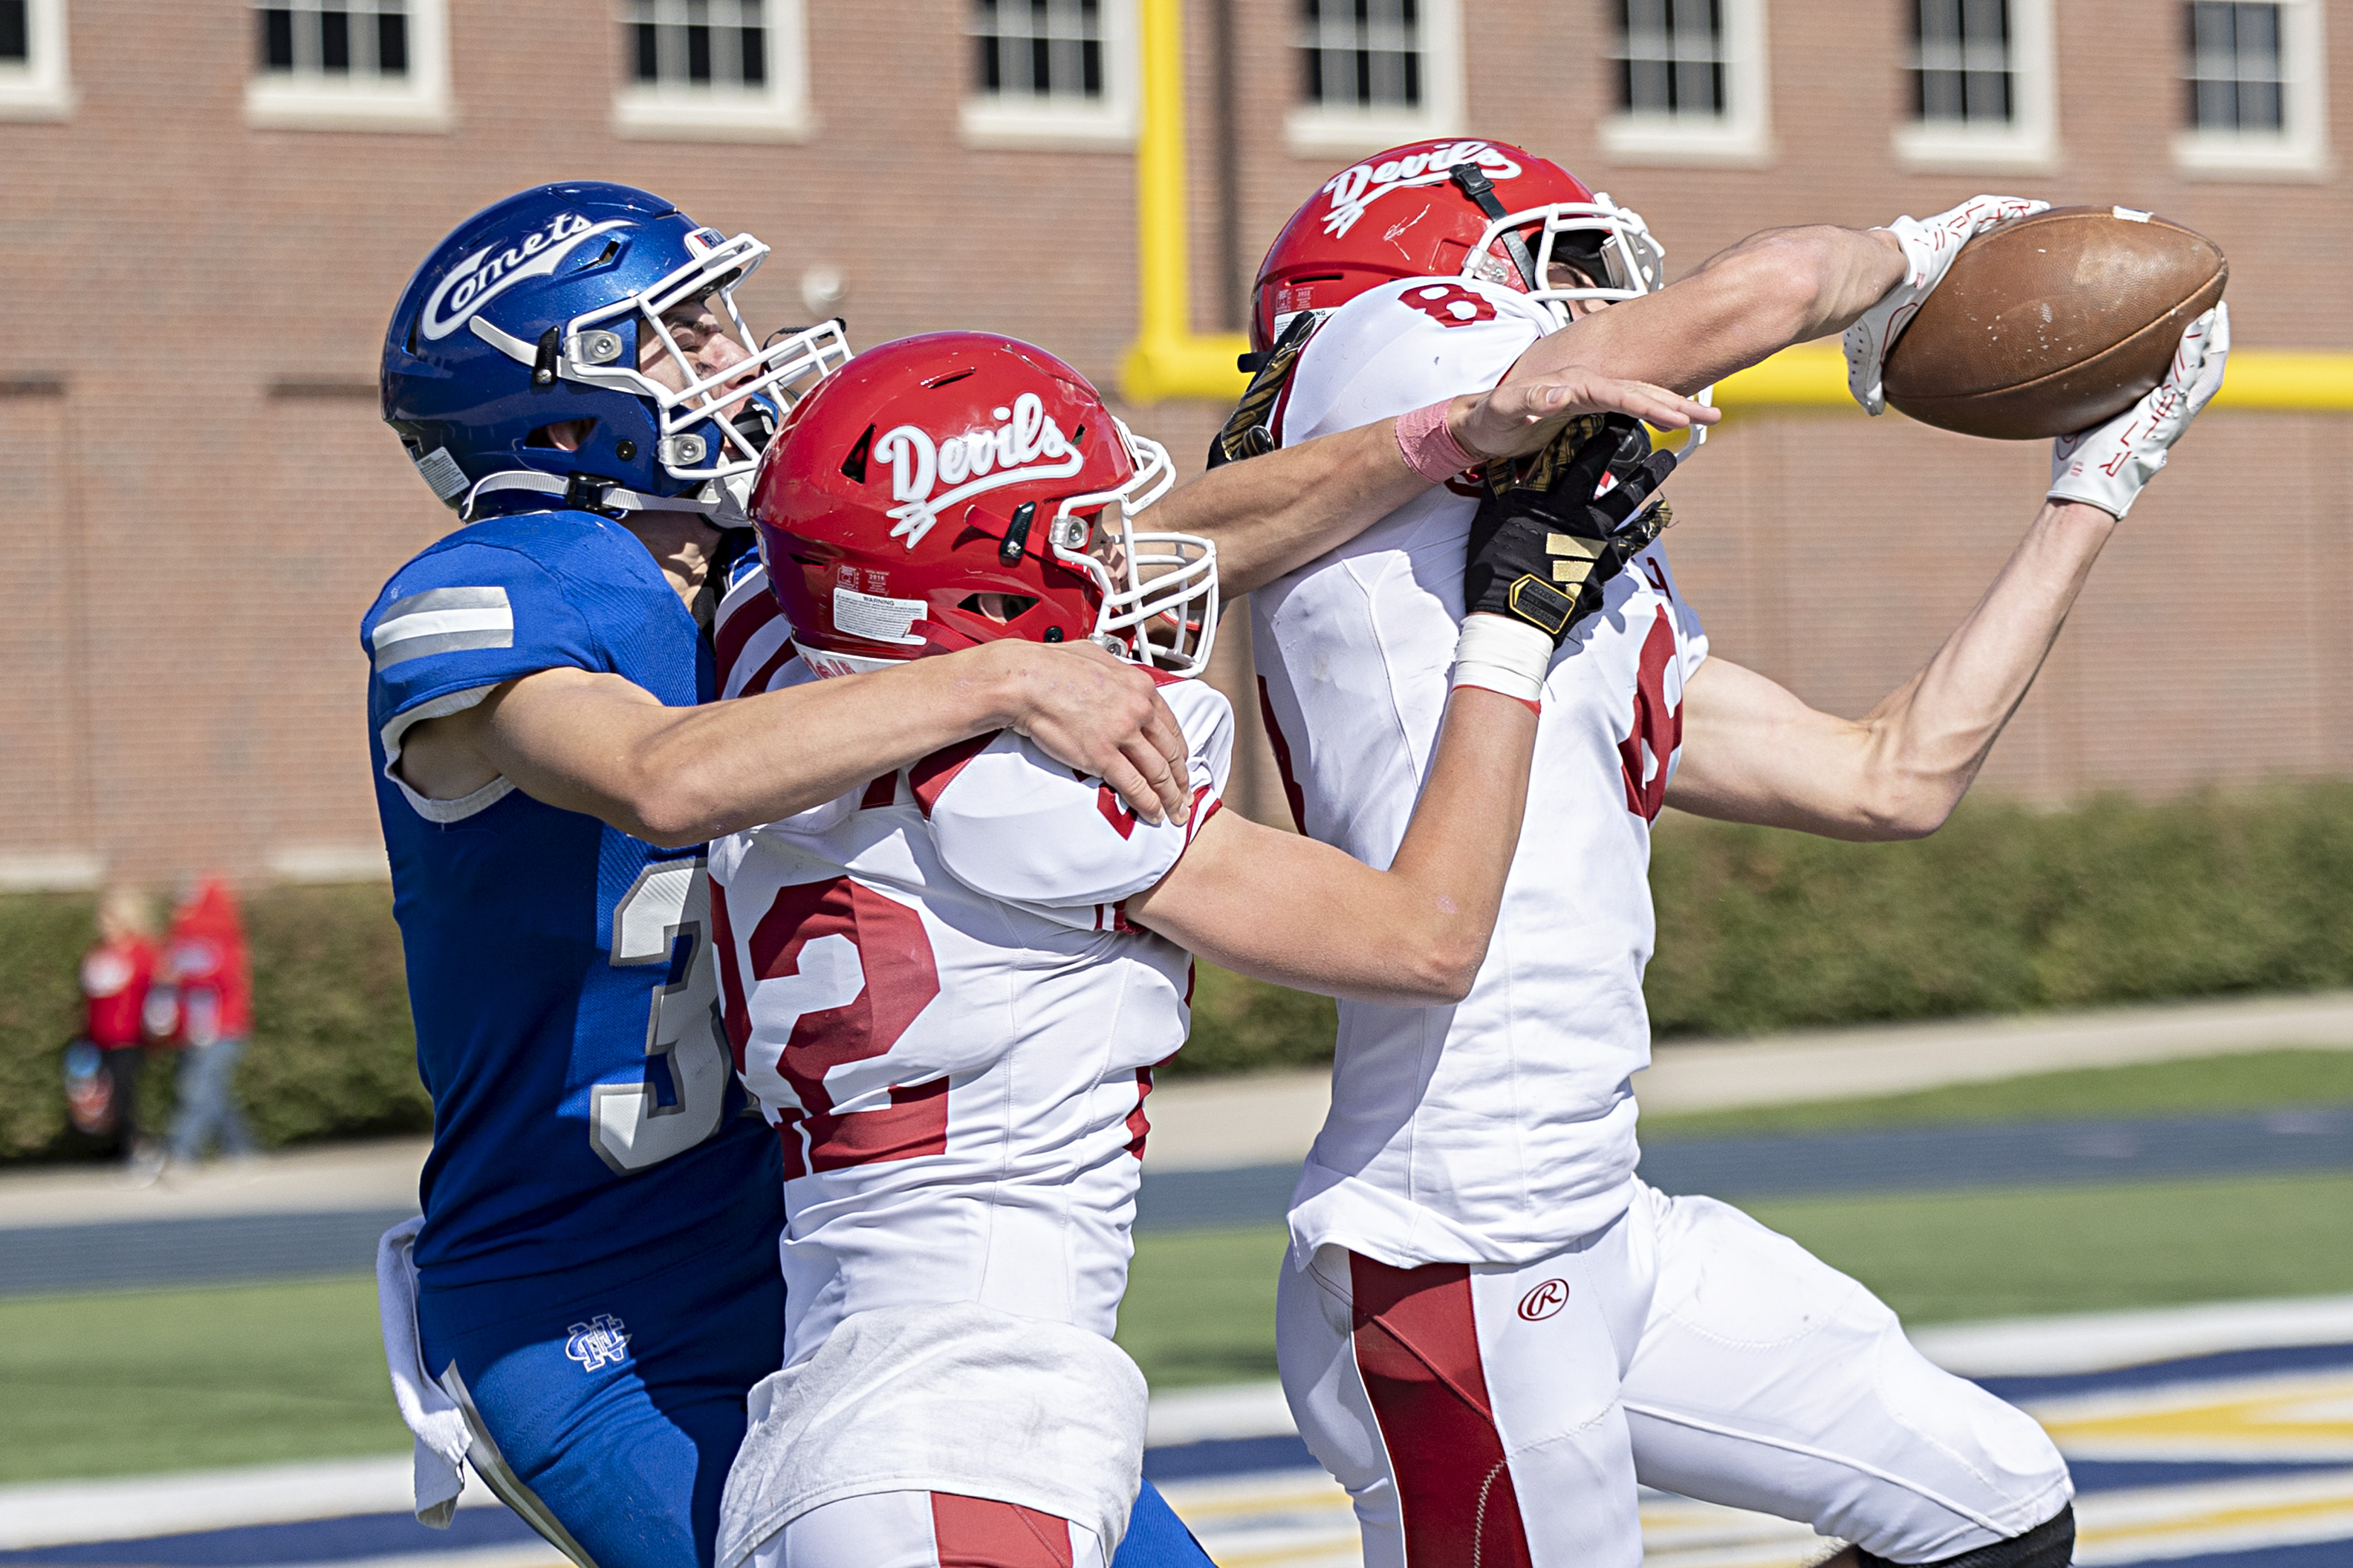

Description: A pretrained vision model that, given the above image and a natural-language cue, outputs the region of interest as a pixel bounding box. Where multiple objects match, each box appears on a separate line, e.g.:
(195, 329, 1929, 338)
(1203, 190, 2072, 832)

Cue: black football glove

(1462, 414, 1678, 646)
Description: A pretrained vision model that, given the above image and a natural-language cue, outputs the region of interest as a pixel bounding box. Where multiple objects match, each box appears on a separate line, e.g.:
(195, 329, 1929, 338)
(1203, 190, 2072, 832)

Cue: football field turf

(5, 1172, 2351, 1480)
(1114, 1170, 2353, 1388)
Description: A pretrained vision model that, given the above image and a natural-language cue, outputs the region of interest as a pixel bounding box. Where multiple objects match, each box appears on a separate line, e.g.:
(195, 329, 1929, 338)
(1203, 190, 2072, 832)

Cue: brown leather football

(1882, 206, 2227, 440)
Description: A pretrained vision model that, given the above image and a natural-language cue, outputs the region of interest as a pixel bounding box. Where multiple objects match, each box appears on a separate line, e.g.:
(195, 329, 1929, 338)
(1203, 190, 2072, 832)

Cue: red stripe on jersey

(1094, 779, 1140, 839)
(807, 1076, 949, 1172)
(714, 586, 782, 689)
(1348, 1254, 1533, 1568)
(739, 639, 798, 699)
(860, 772, 898, 810)
(707, 879, 752, 1067)
(1125, 1065, 1154, 1159)
(1617, 608, 1681, 823)
(909, 734, 994, 819)
(929, 1491, 1074, 1568)
(1256, 677, 1308, 834)
(773, 1110, 808, 1180)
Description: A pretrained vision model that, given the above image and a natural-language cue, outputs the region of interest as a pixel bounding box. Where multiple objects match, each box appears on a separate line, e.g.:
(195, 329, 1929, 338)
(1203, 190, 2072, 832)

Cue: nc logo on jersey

(1516, 1278, 1571, 1321)
(422, 213, 636, 342)
(875, 391, 1087, 550)
(1320, 141, 1523, 240)
(563, 1312, 632, 1372)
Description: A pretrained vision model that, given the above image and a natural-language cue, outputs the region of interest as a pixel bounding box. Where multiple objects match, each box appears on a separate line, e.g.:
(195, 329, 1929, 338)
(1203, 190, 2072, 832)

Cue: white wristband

(1450, 613, 1554, 705)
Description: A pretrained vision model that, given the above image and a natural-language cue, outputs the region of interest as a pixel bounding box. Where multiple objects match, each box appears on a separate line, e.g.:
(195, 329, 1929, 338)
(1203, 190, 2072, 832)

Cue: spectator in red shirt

(160, 878, 256, 1170)
(78, 888, 159, 1165)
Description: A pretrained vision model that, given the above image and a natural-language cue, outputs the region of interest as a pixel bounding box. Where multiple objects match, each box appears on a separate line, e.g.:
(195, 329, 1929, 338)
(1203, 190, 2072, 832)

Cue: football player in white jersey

(1232, 140, 2227, 1568)
(700, 330, 1690, 1568)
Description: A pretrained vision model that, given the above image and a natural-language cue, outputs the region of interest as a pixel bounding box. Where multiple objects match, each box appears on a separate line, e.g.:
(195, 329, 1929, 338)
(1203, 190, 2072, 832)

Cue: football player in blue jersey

(365, 181, 1705, 1568)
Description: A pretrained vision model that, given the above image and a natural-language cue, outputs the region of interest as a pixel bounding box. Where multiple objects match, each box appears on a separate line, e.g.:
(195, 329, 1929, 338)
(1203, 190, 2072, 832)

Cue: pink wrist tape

(1395, 400, 1479, 483)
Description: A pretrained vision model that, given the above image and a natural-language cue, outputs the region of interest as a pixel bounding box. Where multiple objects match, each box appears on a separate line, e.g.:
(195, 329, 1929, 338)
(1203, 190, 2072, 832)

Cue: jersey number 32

(591, 859, 733, 1174)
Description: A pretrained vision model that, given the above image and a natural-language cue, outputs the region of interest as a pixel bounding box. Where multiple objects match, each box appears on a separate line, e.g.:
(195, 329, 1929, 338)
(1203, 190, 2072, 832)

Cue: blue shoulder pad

(364, 536, 600, 755)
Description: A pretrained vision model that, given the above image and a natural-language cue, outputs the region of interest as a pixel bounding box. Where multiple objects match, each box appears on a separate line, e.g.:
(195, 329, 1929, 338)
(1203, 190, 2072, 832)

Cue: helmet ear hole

(526, 418, 595, 452)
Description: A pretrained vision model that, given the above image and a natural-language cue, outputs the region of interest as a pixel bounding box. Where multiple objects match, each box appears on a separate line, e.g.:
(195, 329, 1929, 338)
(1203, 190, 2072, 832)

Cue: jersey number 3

(590, 859, 733, 1174)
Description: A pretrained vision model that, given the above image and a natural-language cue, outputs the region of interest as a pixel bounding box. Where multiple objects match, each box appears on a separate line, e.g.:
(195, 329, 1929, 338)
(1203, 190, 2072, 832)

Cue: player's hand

(1844, 195, 2050, 415)
(1462, 417, 1677, 646)
(990, 639, 1190, 824)
(1450, 371, 1717, 463)
(2048, 303, 2227, 520)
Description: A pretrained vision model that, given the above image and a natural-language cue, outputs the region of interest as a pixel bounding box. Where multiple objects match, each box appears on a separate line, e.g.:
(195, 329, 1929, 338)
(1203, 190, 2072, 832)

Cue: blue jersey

(364, 509, 779, 1287)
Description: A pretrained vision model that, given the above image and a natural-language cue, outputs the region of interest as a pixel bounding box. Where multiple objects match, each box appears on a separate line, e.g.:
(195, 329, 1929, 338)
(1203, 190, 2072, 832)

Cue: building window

(1301, 0, 1422, 112)
(614, 0, 812, 143)
(256, 0, 411, 81)
(961, 0, 1137, 149)
(1617, 0, 1722, 116)
(0, 0, 72, 121)
(245, 0, 449, 129)
(975, 0, 1101, 100)
(2187, 2, 2280, 129)
(1286, 0, 1462, 155)
(629, 0, 767, 91)
(2176, 0, 2328, 176)
(1600, 0, 1771, 166)
(1894, 0, 2054, 170)
(1911, 0, 2011, 125)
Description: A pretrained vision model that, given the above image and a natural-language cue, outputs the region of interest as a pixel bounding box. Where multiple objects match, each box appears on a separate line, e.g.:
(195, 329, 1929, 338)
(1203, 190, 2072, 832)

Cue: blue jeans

(170, 1035, 254, 1162)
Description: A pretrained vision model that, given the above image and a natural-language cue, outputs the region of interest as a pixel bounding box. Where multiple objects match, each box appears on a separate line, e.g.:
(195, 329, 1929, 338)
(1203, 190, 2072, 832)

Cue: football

(1882, 206, 2228, 440)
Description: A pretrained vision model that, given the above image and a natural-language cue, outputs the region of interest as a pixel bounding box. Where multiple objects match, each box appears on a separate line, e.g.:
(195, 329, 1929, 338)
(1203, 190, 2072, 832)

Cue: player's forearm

(1675, 502, 2114, 841)
(1507, 226, 1904, 396)
(484, 651, 1033, 847)
(1365, 686, 1539, 995)
(635, 654, 1035, 842)
(1156, 420, 1430, 595)
(1852, 501, 2117, 834)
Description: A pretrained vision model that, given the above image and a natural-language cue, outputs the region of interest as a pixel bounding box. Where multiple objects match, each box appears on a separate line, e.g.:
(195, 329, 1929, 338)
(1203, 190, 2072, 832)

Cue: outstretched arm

(395, 637, 1192, 847)
(1509, 224, 1906, 395)
(1669, 307, 2230, 839)
(1158, 374, 1715, 594)
(1668, 499, 2112, 839)
(1125, 681, 1537, 1006)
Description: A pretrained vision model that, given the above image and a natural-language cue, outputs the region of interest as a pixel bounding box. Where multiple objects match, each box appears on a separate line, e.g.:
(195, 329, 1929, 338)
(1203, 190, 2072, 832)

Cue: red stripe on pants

(1349, 1254, 1533, 1568)
(929, 1492, 1074, 1568)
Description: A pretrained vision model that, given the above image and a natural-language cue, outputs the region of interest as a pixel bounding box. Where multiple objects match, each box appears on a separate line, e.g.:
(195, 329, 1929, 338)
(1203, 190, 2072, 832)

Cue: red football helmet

(752, 332, 1218, 678)
(1250, 138, 1666, 353)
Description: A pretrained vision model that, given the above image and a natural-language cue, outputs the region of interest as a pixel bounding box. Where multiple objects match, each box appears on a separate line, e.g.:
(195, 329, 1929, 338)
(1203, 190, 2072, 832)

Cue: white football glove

(1843, 195, 2051, 416)
(2048, 303, 2228, 519)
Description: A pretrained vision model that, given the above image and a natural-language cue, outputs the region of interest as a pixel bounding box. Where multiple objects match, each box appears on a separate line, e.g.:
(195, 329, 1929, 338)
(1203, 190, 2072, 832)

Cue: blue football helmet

(383, 181, 849, 520)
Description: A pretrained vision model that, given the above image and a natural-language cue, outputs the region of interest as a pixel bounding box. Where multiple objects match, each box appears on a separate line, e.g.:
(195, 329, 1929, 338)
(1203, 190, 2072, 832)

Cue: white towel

(374, 1217, 473, 1526)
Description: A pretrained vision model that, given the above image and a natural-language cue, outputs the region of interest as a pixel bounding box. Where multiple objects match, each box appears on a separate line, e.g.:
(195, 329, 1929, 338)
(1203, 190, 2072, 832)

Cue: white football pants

(750, 1490, 1106, 1568)
(1277, 1182, 2073, 1568)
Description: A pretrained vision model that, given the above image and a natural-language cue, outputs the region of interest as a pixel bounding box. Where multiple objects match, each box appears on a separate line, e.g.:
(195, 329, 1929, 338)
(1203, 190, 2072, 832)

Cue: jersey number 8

(591, 859, 734, 1174)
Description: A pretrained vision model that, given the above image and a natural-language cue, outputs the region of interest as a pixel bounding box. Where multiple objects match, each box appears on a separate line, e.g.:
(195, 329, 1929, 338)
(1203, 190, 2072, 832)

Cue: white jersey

(1256, 275, 1708, 1269)
(707, 586, 1233, 1552)
(708, 654, 1231, 1364)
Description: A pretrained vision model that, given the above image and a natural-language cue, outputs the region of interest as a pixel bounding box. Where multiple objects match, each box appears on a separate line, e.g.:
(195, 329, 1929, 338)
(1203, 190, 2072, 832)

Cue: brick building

(0, 0, 2344, 888)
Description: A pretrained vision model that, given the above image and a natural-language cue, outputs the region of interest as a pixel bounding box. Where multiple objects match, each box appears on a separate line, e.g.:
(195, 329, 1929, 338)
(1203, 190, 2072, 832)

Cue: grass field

(1112, 1170, 2353, 1388)
(1640, 1047, 2353, 1140)
(0, 1275, 406, 1484)
(6, 1049, 2352, 1483)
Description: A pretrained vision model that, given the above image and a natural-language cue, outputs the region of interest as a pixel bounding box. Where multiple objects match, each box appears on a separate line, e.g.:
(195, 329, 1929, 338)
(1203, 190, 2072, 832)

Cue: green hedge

(6, 782, 2353, 1160)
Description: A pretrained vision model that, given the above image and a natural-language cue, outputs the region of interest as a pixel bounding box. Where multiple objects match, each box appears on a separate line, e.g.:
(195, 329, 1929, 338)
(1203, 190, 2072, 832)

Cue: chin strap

(460, 469, 739, 524)
(1450, 163, 1542, 292)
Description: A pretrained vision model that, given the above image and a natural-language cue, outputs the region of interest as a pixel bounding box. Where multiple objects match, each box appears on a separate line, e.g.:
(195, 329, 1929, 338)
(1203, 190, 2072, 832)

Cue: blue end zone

(0, 1509, 543, 1567)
